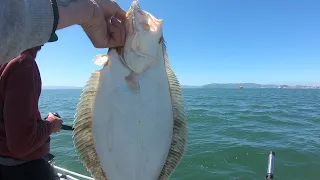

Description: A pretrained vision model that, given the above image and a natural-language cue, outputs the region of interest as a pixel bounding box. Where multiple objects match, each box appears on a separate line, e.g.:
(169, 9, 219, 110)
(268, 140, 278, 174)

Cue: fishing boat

(48, 150, 275, 180)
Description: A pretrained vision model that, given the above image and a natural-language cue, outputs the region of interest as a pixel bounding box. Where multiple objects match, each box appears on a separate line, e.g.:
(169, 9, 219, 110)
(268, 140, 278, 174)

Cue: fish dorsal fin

(93, 54, 109, 66)
(72, 70, 107, 180)
(158, 40, 188, 179)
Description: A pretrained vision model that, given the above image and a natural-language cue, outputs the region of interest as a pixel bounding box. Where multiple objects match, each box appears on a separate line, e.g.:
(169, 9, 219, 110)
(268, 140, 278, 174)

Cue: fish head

(123, 0, 164, 74)
(126, 0, 163, 32)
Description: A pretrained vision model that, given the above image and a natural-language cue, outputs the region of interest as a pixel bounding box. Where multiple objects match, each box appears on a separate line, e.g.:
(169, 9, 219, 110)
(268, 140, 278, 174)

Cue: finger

(95, 0, 126, 21)
(109, 1, 126, 21)
(111, 17, 126, 44)
(48, 112, 57, 119)
(106, 23, 123, 48)
(51, 116, 61, 120)
(114, 8, 126, 22)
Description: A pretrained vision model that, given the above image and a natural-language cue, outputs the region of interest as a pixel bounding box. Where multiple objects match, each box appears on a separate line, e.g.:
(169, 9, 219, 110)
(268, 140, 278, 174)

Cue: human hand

(57, 0, 126, 48)
(46, 112, 63, 133)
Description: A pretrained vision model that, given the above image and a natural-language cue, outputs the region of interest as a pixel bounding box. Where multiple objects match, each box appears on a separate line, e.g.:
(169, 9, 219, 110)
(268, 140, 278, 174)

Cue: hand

(47, 112, 63, 133)
(57, 0, 126, 48)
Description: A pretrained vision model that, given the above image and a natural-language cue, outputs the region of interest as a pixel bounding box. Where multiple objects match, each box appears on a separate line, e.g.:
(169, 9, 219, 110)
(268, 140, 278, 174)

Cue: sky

(37, 0, 320, 87)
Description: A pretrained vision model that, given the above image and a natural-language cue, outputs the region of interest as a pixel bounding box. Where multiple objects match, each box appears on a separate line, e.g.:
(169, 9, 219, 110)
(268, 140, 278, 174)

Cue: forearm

(56, 0, 93, 29)
(0, 0, 54, 65)
(8, 123, 52, 158)
(4, 112, 53, 158)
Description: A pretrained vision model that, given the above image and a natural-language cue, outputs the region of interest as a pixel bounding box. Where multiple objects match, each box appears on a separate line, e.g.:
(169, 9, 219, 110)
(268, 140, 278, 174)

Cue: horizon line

(42, 83, 320, 89)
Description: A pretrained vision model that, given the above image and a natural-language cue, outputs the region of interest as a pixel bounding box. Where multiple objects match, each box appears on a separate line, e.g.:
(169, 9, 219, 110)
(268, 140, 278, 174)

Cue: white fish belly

(92, 50, 174, 180)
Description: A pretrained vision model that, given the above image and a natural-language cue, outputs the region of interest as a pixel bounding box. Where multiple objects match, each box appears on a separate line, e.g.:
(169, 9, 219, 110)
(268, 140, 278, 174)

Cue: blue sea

(39, 88, 320, 180)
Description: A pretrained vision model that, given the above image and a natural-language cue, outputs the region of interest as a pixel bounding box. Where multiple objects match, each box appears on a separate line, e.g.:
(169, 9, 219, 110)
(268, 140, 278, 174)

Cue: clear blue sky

(37, 0, 320, 87)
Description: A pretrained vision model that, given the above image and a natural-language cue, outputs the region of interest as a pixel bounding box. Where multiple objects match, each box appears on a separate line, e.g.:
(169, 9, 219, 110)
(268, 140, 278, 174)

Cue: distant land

(43, 83, 320, 90)
(182, 83, 320, 89)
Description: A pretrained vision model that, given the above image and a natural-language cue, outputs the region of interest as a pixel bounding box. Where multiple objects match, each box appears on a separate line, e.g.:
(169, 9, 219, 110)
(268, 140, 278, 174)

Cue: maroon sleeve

(3, 62, 53, 158)
(36, 109, 42, 120)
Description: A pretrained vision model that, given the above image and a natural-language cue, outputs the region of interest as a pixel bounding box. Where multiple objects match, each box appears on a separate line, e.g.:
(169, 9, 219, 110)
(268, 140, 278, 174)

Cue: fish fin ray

(93, 54, 109, 66)
(72, 70, 108, 180)
(158, 41, 188, 180)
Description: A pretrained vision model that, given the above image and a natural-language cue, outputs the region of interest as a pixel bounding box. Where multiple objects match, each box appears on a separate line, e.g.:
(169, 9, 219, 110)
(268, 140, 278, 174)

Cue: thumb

(47, 112, 56, 119)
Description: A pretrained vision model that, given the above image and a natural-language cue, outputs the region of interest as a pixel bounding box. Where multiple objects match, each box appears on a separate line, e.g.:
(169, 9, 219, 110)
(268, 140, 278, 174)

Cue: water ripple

(40, 88, 320, 180)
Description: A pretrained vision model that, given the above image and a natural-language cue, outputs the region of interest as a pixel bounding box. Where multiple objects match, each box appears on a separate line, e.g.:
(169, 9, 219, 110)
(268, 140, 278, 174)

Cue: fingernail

(111, 17, 120, 23)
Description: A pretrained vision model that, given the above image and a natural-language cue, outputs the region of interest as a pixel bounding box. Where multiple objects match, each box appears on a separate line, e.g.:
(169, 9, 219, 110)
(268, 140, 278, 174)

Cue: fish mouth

(131, 0, 140, 9)
(126, 0, 163, 32)
(126, 0, 140, 19)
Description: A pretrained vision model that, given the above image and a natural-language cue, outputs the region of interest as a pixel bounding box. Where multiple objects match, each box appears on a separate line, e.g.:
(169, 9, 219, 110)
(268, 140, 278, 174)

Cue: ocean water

(39, 88, 320, 180)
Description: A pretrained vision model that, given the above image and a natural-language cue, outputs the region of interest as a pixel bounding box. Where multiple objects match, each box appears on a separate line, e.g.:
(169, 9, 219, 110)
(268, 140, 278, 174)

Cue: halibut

(72, 1, 187, 179)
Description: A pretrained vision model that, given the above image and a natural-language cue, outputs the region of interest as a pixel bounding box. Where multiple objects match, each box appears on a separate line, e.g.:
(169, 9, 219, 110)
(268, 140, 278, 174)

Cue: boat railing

(48, 151, 275, 180)
(265, 151, 275, 180)
(47, 154, 93, 180)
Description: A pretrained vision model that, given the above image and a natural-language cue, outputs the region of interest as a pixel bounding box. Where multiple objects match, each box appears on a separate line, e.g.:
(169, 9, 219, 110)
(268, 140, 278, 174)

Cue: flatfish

(72, 1, 187, 179)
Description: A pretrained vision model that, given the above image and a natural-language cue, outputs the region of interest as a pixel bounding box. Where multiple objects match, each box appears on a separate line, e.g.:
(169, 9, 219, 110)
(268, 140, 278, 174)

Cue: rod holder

(265, 151, 275, 180)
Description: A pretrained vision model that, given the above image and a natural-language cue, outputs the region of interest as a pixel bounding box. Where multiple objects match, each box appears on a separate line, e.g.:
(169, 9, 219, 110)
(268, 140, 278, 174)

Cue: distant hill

(202, 83, 283, 89)
(202, 83, 259, 88)
(182, 83, 319, 89)
(181, 85, 199, 88)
